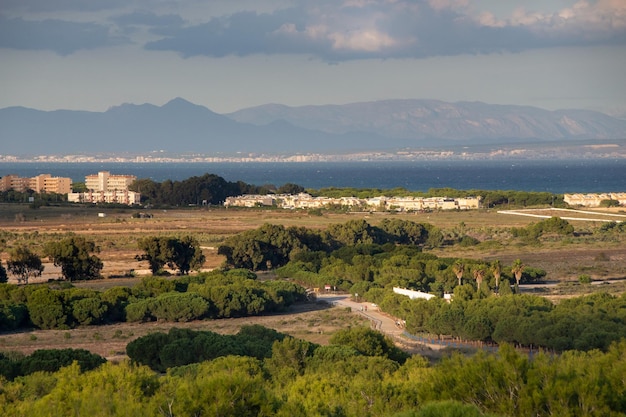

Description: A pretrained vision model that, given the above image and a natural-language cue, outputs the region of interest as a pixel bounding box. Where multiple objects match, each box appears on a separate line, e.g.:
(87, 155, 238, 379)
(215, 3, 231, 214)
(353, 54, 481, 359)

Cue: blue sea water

(1, 159, 624, 194)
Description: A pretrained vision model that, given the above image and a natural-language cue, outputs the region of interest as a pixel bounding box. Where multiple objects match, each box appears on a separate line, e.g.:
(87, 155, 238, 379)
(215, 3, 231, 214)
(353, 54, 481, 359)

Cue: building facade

(564, 193, 626, 207)
(85, 171, 136, 192)
(68, 171, 140, 205)
(0, 174, 71, 194)
(225, 193, 482, 211)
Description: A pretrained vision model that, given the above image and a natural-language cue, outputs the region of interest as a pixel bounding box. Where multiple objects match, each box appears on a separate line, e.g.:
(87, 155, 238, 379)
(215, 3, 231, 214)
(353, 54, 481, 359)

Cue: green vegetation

(43, 236, 103, 281)
(128, 173, 279, 206)
(136, 236, 205, 275)
(0, 270, 307, 331)
(0, 348, 106, 380)
(1, 335, 626, 416)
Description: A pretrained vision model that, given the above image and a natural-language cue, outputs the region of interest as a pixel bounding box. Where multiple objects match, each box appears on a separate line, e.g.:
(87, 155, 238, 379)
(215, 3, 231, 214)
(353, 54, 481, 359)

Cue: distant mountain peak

(163, 97, 196, 107)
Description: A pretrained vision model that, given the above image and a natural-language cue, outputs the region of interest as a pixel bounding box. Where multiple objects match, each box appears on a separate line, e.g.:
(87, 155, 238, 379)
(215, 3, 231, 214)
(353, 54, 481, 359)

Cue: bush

(71, 297, 108, 325)
(125, 299, 153, 323)
(149, 292, 210, 322)
(18, 348, 106, 378)
(0, 301, 29, 331)
(26, 288, 68, 329)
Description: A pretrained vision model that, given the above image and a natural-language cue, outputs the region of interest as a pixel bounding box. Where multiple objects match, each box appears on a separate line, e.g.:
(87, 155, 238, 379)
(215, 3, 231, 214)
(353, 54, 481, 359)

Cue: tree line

(0, 234, 206, 284)
(0, 270, 307, 331)
(128, 173, 303, 206)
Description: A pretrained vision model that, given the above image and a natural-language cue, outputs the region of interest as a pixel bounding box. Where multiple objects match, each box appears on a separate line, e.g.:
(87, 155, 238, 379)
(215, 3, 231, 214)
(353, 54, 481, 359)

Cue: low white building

(564, 193, 624, 207)
(393, 287, 436, 300)
(68, 190, 141, 205)
(224, 193, 482, 211)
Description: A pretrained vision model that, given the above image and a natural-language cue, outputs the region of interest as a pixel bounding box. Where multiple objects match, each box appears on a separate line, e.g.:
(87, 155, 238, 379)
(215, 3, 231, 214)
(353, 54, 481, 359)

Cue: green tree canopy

(44, 236, 103, 281)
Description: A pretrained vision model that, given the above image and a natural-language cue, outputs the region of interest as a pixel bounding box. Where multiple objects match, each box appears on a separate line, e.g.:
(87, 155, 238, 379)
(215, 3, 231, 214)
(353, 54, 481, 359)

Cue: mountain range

(1, 98, 625, 156)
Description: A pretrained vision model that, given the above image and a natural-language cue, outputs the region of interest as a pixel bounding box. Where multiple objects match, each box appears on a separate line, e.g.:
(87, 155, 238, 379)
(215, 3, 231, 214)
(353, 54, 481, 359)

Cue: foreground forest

(2, 332, 626, 416)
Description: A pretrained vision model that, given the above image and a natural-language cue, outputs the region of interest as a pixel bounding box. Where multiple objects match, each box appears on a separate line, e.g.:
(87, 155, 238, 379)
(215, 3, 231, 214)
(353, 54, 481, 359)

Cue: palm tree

(511, 259, 525, 293)
(491, 260, 502, 293)
(473, 266, 486, 291)
(452, 261, 464, 286)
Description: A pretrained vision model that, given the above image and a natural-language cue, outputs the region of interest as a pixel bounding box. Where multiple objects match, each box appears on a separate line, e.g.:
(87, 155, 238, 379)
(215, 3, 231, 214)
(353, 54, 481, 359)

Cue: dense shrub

(0, 348, 106, 380)
(26, 288, 68, 329)
(126, 326, 287, 372)
(0, 301, 28, 331)
(71, 297, 109, 325)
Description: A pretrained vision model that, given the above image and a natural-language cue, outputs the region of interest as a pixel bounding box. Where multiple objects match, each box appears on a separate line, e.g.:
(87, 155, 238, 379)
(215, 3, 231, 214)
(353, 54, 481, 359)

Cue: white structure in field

(393, 287, 436, 300)
(68, 171, 140, 205)
(224, 193, 481, 211)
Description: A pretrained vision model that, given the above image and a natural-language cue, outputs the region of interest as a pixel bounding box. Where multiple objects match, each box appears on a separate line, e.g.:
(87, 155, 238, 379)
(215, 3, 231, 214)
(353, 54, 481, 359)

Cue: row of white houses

(564, 193, 626, 207)
(224, 193, 482, 211)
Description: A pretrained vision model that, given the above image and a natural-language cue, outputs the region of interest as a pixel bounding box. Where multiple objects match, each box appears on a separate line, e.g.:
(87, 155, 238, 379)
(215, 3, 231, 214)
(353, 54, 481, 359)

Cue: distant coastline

(1, 141, 625, 165)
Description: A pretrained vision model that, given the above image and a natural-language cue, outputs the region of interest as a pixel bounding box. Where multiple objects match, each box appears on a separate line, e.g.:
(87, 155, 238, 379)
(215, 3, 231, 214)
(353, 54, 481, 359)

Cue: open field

(1, 203, 625, 283)
(0, 301, 369, 360)
(1, 203, 625, 359)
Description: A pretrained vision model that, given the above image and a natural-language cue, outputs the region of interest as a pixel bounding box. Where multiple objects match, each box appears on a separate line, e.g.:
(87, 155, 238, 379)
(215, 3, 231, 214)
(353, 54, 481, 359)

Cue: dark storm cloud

(0, 16, 128, 55)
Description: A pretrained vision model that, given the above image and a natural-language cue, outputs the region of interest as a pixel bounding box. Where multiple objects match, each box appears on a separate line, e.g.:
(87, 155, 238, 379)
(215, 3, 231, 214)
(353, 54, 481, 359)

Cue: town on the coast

(1, 170, 625, 209)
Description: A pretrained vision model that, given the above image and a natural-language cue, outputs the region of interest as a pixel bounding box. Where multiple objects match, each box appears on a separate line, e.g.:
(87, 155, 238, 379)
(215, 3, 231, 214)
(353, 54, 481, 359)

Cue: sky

(1, 0, 626, 116)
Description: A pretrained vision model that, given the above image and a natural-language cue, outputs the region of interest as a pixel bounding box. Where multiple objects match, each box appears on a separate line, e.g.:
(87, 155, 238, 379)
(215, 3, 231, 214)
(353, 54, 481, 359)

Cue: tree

(0, 259, 7, 283)
(136, 236, 205, 276)
(491, 260, 502, 293)
(136, 236, 171, 275)
(511, 259, 525, 292)
(472, 266, 486, 291)
(276, 183, 305, 195)
(44, 236, 103, 281)
(6, 246, 44, 284)
(167, 236, 206, 275)
(452, 261, 464, 286)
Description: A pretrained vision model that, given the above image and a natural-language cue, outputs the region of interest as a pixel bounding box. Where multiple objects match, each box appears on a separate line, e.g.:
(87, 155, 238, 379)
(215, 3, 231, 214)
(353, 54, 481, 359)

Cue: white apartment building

(85, 171, 136, 192)
(68, 171, 140, 205)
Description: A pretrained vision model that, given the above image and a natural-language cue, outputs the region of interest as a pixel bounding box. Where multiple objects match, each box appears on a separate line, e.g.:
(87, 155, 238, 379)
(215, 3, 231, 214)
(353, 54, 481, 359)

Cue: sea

(1, 159, 625, 194)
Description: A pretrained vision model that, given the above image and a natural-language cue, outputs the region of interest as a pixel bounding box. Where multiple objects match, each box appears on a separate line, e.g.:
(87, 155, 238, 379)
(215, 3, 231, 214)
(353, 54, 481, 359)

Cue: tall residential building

(85, 171, 137, 192)
(0, 174, 71, 194)
(68, 171, 140, 205)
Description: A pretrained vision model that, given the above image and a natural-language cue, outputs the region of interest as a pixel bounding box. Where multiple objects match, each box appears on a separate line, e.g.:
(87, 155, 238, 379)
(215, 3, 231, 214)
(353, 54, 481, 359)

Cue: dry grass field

(1, 203, 625, 283)
(1, 203, 625, 358)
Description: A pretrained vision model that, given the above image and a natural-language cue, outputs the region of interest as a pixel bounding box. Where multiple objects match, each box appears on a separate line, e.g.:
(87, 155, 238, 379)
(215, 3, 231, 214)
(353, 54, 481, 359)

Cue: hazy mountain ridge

(226, 99, 626, 141)
(1, 98, 625, 156)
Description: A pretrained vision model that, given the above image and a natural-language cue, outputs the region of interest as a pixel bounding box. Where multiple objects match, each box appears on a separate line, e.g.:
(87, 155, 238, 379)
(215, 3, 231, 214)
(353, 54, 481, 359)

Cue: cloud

(0, 15, 129, 55)
(112, 11, 184, 28)
(142, 0, 626, 61)
(0, 0, 128, 13)
(3, 0, 626, 59)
